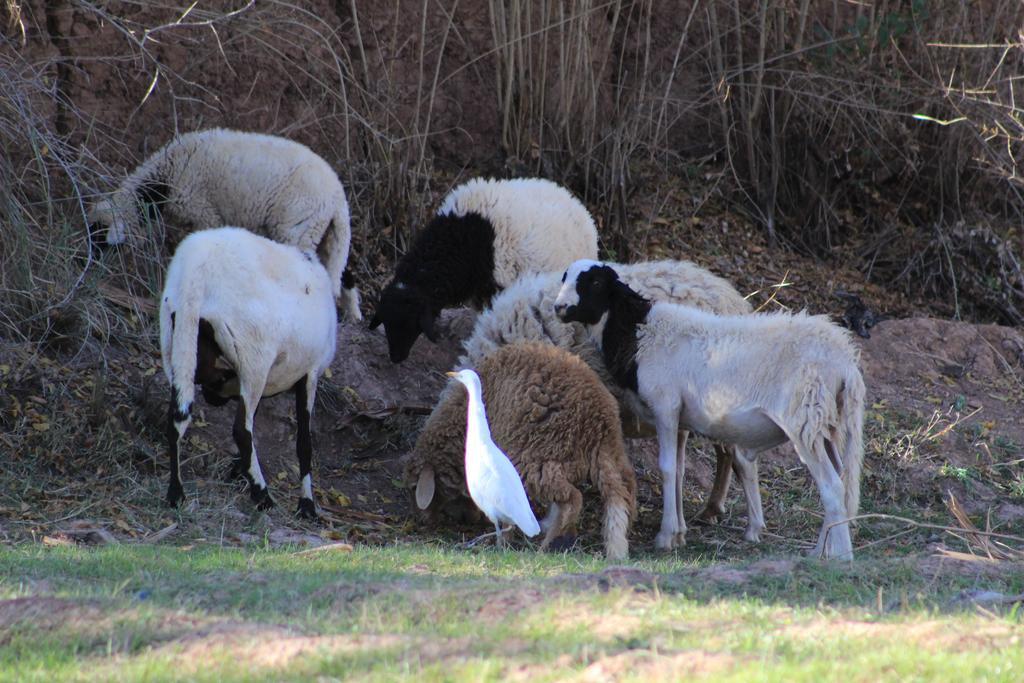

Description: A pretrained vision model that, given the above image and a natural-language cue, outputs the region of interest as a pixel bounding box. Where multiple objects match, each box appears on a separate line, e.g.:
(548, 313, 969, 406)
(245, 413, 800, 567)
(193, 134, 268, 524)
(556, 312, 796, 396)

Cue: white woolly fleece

(437, 177, 598, 287)
(634, 305, 861, 451)
(91, 129, 357, 318)
(460, 259, 751, 373)
(159, 227, 337, 412)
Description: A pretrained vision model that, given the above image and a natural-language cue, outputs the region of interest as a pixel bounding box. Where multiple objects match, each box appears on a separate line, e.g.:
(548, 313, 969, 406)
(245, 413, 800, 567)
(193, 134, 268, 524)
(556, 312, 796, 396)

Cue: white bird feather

(447, 369, 541, 544)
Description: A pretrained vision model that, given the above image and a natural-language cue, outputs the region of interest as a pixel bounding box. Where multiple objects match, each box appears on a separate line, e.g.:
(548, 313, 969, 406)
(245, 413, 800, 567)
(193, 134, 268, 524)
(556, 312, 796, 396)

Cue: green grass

(1, 542, 1022, 681)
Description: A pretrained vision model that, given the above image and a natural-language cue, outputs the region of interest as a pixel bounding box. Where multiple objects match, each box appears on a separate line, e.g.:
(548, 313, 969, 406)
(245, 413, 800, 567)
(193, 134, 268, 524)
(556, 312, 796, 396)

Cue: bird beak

(445, 371, 457, 377)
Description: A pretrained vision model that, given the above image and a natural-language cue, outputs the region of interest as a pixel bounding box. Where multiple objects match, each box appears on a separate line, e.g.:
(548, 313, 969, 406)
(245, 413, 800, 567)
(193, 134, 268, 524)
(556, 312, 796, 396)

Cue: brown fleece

(402, 342, 637, 557)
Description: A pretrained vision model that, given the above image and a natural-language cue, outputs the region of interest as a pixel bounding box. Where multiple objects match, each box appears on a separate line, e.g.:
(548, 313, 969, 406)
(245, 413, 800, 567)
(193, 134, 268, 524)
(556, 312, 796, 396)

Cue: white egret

(446, 369, 541, 547)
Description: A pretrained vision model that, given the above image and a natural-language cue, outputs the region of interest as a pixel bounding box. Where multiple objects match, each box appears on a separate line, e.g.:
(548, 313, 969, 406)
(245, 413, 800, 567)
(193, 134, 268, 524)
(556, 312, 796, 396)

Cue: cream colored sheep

(555, 261, 865, 560)
(160, 227, 337, 518)
(88, 128, 360, 320)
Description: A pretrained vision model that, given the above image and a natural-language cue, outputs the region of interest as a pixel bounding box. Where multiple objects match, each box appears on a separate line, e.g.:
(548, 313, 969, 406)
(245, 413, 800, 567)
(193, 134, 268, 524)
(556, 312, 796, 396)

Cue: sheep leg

(227, 402, 252, 482)
(539, 503, 561, 534)
(732, 448, 765, 542)
(674, 430, 688, 545)
(654, 410, 682, 551)
(794, 439, 853, 560)
(233, 391, 274, 511)
(695, 444, 735, 525)
(538, 467, 583, 552)
(165, 386, 191, 507)
(594, 442, 636, 562)
(294, 373, 319, 521)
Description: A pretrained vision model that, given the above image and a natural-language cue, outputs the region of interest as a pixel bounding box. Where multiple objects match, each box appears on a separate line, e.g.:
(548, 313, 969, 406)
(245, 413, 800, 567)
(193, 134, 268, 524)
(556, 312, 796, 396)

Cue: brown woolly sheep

(405, 342, 636, 560)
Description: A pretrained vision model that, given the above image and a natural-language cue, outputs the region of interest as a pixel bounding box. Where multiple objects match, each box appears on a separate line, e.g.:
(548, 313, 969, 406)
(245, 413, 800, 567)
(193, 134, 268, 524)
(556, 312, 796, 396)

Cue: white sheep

(370, 176, 597, 362)
(405, 342, 636, 560)
(554, 260, 865, 560)
(458, 260, 753, 528)
(89, 128, 361, 321)
(160, 227, 337, 518)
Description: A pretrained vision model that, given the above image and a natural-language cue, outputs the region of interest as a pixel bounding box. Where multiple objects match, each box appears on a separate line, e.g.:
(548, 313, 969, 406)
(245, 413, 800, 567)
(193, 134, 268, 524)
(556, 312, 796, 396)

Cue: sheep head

(87, 193, 139, 247)
(369, 280, 439, 363)
(554, 260, 620, 324)
(401, 450, 479, 525)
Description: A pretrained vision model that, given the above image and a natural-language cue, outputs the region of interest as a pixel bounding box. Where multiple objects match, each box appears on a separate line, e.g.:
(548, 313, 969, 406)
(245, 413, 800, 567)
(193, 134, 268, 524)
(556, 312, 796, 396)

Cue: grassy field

(1, 541, 1022, 682)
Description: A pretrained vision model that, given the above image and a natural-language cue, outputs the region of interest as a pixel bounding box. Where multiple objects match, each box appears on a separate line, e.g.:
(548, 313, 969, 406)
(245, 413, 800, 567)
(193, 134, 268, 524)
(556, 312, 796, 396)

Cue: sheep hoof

(252, 488, 275, 511)
(693, 504, 724, 526)
(548, 534, 577, 552)
(226, 458, 247, 483)
(655, 530, 676, 551)
(296, 498, 319, 521)
(166, 484, 185, 508)
(605, 542, 629, 562)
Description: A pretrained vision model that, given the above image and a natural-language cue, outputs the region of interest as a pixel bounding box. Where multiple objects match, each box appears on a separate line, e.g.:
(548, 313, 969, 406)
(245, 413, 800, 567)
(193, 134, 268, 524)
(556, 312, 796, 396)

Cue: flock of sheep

(88, 127, 867, 562)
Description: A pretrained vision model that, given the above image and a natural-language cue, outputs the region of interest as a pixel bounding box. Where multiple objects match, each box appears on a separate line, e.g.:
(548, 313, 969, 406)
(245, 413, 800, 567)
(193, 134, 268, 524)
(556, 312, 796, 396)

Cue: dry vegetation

(1, 1, 1023, 555)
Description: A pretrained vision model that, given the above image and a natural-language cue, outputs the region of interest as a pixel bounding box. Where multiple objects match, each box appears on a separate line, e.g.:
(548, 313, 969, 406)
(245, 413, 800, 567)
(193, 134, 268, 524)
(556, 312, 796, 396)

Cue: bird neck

(462, 380, 493, 461)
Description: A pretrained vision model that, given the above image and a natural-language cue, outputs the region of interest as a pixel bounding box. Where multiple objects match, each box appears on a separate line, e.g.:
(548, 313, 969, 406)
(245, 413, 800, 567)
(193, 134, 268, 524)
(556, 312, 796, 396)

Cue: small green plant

(939, 463, 971, 483)
(1009, 474, 1024, 501)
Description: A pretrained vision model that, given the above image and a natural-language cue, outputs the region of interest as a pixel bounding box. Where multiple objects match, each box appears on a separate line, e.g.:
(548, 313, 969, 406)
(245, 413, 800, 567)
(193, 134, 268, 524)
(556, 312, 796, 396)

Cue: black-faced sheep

(458, 260, 754, 529)
(555, 260, 865, 560)
(88, 128, 361, 321)
(160, 227, 337, 519)
(369, 177, 598, 362)
(405, 342, 636, 560)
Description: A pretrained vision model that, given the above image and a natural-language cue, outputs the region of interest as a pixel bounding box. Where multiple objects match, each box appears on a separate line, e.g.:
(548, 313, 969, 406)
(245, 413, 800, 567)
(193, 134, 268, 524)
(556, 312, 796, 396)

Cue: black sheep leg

(294, 374, 318, 520)
(233, 396, 274, 510)
(166, 386, 190, 507)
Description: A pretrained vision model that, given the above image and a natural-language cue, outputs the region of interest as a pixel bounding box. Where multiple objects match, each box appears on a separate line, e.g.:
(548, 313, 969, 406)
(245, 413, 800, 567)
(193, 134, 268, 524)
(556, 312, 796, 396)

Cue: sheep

(369, 177, 598, 362)
(88, 128, 361, 321)
(405, 342, 637, 560)
(457, 260, 753, 527)
(554, 260, 865, 560)
(160, 227, 337, 519)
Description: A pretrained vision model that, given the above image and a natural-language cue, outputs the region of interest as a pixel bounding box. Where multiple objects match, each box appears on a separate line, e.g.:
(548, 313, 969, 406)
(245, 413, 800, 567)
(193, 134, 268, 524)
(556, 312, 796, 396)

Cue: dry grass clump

(486, 0, 704, 260)
(700, 0, 1024, 325)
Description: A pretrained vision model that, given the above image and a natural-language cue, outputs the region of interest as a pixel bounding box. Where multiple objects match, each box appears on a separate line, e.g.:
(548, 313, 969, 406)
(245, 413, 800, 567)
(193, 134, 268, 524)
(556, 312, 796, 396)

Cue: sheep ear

(415, 466, 436, 509)
(368, 313, 381, 330)
(420, 310, 438, 343)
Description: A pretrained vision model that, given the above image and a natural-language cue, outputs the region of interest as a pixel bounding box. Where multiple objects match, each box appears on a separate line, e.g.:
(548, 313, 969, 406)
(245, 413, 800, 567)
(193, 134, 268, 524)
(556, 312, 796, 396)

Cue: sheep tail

(595, 439, 637, 561)
(838, 370, 866, 520)
(161, 283, 200, 419)
(318, 206, 361, 321)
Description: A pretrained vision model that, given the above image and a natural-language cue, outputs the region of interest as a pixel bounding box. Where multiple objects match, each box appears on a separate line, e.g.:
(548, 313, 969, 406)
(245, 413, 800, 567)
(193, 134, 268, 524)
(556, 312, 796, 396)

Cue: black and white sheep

(458, 260, 753, 527)
(369, 177, 598, 362)
(404, 342, 636, 560)
(88, 128, 361, 321)
(554, 261, 865, 560)
(160, 227, 337, 519)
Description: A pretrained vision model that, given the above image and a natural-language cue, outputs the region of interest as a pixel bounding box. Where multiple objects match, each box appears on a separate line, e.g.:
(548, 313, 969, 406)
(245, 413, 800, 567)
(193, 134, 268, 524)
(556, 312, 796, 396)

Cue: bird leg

(462, 524, 514, 549)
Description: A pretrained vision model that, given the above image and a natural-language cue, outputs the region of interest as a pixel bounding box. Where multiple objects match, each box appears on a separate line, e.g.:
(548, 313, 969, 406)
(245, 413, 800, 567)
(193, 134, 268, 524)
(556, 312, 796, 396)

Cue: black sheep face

(555, 262, 619, 325)
(369, 282, 439, 363)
